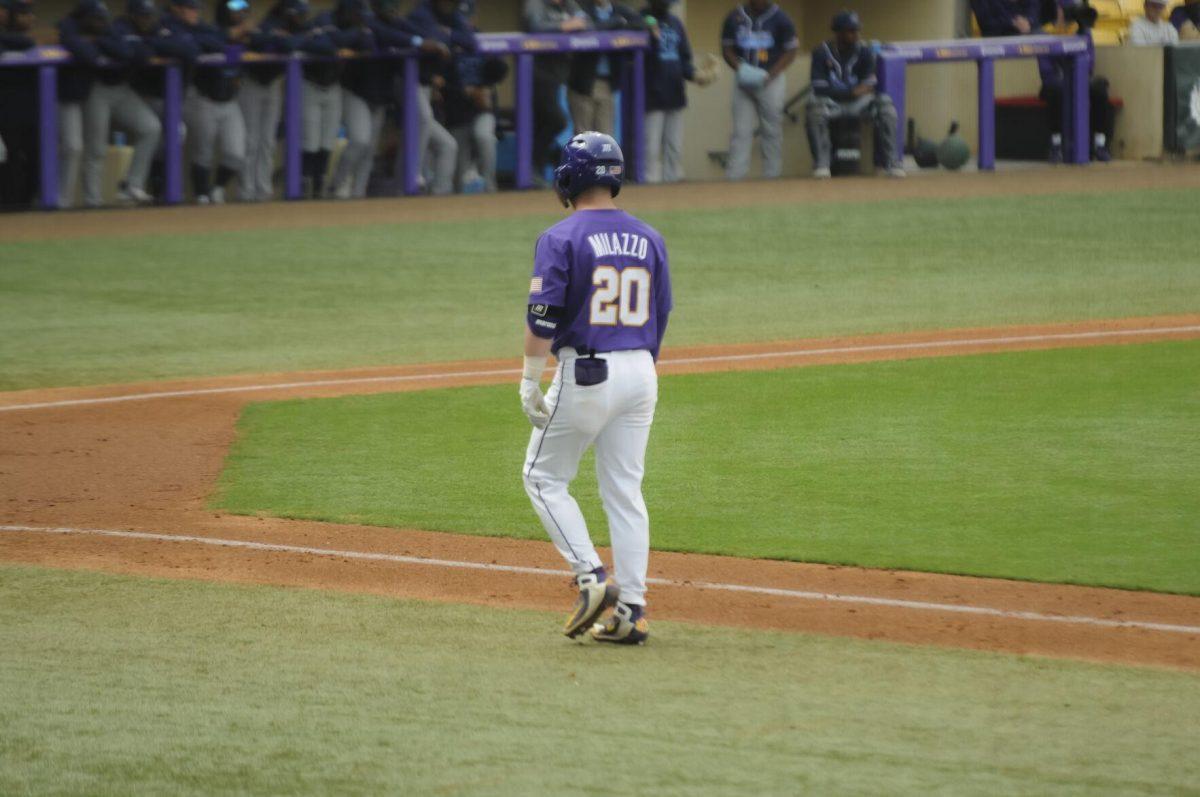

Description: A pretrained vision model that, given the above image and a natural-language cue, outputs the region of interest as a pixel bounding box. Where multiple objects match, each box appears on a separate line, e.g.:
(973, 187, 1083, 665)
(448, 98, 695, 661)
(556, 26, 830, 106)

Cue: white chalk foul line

(2, 325, 1197, 414)
(3, 525, 1198, 636)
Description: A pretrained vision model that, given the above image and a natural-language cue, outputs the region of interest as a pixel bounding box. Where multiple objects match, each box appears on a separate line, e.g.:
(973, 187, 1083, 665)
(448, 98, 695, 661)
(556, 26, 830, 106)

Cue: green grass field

(1, 189, 1197, 390)
(2, 565, 1197, 796)
(216, 340, 1200, 594)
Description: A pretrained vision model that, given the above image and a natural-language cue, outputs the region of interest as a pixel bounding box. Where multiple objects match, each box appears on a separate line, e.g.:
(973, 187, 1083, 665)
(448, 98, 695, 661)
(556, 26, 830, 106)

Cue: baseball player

(58, 0, 164, 206)
(331, 0, 430, 199)
(641, 0, 702, 184)
(239, 0, 309, 201)
(0, 0, 38, 209)
(520, 131, 672, 645)
(406, 0, 476, 196)
(299, 0, 342, 197)
(184, 0, 245, 203)
(720, 0, 798, 180)
(805, 11, 904, 179)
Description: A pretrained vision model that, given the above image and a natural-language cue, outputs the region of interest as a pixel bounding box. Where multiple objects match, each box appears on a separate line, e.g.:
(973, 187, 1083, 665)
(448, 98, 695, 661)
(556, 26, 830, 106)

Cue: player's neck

(572, 190, 619, 212)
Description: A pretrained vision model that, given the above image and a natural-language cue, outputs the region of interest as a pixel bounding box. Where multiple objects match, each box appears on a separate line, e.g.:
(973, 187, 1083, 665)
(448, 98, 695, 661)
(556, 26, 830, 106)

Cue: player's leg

(472, 111, 497, 192)
(215, 100, 246, 201)
(590, 350, 657, 645)
(351, 105, 385, 198)
(185, 93, 216, 200)
(111, 86, 161, 198)
(450, 122, 472, 191)
(805, 96, 835, 175)
(868, 93, 902, 173)
(642, 109, 665, 183)
(523, 366, 609, 576)
(316, 85, 341, 197)
(257, 76, 284, 199)
(81, 85, 113, 207)
(300, 79, 322, 196)
(1039, 82, 1064, 163)
(428, 114, 458, 196)
(1089, 77, 1112, 160)
(523, 359, 617, 636)
(333, 88, 368, 198)
(726, 86, 756, 180)
(757, 74, 786, 179)
(662, 108, 685, 182)
(237, 79, 263, 200)
(593, 81, 615, 138)
(567, 87, 592, 134)
(57, 101, 83, 208)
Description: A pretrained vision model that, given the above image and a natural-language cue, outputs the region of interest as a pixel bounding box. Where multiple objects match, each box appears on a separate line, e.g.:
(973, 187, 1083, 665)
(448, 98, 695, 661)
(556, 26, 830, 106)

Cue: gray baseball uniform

(720, 3, 798, 180)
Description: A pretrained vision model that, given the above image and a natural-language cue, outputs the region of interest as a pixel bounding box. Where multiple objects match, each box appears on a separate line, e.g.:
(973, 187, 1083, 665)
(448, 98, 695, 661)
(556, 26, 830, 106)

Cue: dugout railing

(0, 30, 650, 210)
(876, 34, 1093, 170)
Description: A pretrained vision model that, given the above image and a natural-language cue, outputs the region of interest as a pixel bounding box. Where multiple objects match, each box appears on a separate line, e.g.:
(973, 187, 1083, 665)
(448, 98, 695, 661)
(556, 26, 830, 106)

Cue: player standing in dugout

(519, 132, 672, 646)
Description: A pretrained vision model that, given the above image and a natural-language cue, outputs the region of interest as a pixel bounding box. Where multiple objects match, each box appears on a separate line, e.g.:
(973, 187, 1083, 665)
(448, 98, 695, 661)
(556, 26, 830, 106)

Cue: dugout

(8, 0, 1177, 191)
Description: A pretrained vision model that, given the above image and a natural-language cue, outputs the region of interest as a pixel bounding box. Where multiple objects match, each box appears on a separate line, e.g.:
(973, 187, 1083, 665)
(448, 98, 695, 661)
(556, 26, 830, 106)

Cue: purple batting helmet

(553, 131, 624, 208)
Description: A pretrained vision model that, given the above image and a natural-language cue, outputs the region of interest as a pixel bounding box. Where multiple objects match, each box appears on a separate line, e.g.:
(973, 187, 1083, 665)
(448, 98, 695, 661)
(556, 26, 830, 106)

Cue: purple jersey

(528, 209, 672, 359)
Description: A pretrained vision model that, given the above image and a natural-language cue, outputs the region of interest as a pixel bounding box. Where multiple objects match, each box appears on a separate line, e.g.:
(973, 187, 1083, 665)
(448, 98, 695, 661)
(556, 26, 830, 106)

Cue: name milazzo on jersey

(587, 232, 651, 260)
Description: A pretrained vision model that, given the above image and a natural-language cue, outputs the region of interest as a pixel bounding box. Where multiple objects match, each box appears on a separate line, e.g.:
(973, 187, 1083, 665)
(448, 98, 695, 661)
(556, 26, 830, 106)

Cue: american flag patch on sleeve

(529, 277, 543, 294)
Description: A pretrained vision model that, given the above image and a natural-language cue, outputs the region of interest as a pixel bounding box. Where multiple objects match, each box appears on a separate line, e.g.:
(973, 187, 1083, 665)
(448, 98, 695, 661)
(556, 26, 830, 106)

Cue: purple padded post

(876, 54, 906, 166)
(515, 52, 533, 189)
(1069, 52, 1090, 164)
(403, 54, 420, 196)
(163, 64, 183, 204)
(630, 48, 645, 183)
(977, 58, 995, 171)
(284, 57, 302, 199)
(37, 64, 59, 209)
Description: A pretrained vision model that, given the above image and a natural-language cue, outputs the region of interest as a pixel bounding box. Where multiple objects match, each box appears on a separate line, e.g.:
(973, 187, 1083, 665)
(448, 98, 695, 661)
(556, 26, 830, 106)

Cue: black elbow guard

(527, 303, 564, 338)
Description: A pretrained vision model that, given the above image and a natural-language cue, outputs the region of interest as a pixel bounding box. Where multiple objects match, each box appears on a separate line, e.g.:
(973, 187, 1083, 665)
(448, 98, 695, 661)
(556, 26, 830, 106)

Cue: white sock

(1051, 133, 1063, 146)
(1094, 132, 1106, 147)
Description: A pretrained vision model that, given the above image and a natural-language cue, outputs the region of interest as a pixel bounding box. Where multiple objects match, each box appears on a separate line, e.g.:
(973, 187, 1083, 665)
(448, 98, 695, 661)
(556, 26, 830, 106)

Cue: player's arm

(520, 235, 569, 428)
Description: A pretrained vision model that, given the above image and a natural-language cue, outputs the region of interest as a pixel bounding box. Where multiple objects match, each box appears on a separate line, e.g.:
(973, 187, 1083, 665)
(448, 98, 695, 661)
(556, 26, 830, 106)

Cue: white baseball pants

(643, 108, 685, 184)
(727, 75, 786, 180)
(238, 76, 283, 201)
(332, 89, 385, 198)
(522, 348, 658, 607)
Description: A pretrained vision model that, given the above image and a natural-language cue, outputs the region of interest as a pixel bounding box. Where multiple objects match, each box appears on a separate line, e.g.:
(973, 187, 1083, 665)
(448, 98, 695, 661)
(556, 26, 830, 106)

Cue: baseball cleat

(590, 602, 649, 645)
(812, 166, 832, 179)
(563, 571, 619, 638)
(116, 185, 153, 205)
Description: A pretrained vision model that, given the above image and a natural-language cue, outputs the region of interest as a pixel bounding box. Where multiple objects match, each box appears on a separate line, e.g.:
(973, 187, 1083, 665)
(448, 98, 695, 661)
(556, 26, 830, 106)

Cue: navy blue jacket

(642, 8, 692, 111)
(245, 15, 315, 85)
(0, 31, 35, 51)
(720, 3, 798, 71)
(56, 16, 139, 102)
(406, 0, 477, 86)
(810, 40, 876, 101)
(124, 14, 208, 97)
(304, 11, 359, 86)
(341, 16, 422, 106)
(970, 0, 1040, 36)
(567, 0, 645, 97)
(1171, 4, 1200, 30)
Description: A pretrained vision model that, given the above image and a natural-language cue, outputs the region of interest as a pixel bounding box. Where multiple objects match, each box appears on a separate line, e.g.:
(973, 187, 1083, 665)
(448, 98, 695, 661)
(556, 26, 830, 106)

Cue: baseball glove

(736, 61, 768, 91)
(693, 53, 719, 87)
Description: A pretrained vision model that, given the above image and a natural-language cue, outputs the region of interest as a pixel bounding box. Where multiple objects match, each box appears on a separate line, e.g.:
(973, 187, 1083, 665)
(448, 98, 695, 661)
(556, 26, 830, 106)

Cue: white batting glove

(520, 378, 550, 428)
(520, 354, 550, 428)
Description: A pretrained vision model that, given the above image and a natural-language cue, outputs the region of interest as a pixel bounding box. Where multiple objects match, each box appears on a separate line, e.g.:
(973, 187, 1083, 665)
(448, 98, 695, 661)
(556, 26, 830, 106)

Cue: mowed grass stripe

(2, 188, 1199, 390)
(2, 564, 1198, 796)
(215, 340, 1200, 595)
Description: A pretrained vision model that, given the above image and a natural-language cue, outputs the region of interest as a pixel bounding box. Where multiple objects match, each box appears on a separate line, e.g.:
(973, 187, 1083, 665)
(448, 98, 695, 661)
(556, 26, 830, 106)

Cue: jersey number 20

(591, 266, 650, 327)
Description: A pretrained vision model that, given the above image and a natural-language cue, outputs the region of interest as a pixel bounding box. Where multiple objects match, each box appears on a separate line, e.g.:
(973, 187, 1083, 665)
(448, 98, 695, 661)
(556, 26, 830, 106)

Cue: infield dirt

(3, 315, 1199, 670)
